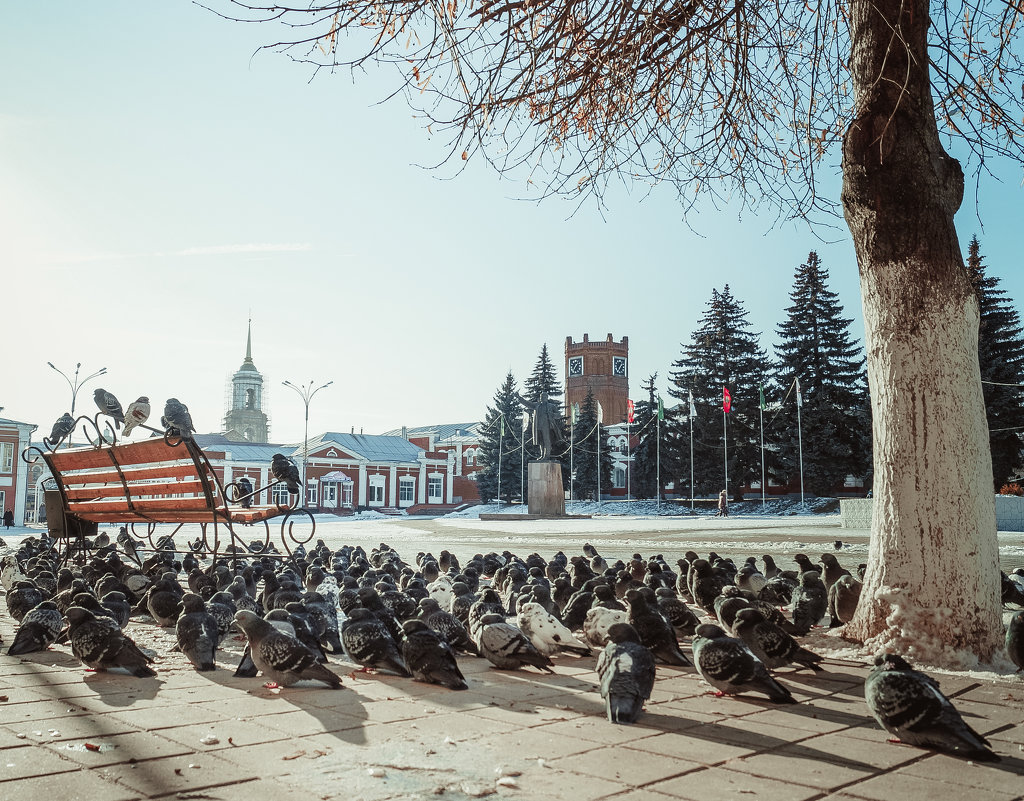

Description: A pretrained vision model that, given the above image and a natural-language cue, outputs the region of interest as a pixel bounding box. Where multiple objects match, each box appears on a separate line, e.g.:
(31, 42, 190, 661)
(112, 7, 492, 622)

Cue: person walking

(3, 509, 14, 529)
(717, 490, 728, 517)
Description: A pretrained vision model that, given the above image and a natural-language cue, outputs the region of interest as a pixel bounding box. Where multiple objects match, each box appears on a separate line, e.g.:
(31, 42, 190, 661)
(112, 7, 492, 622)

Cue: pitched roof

(306, 432, 426, 463)
(193, 433, 295, 462)
(379, 422, 483, 443)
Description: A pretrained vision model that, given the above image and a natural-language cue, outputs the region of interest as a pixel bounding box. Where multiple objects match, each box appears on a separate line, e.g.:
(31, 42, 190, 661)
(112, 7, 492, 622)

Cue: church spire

(244, 318, 254, 365)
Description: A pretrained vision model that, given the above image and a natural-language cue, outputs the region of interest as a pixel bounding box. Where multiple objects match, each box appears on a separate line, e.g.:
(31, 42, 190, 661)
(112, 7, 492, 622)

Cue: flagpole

(596, 402, 602, 508)
(722, 393, 729, 497)
(626, 418, 631, 501)
(759, 385, 766, 512)
(520, 414, 526, 512)
(497, 415, 503, 508)
(656, 412, 661, 510)
(570, 413, 574, 511)
(689, 391, 695, 511)
(796, 377, 805, 507)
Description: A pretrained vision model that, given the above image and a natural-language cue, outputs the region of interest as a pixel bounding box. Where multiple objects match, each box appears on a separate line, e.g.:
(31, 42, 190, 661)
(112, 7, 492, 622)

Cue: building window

(307, 483, 318, 506)
(465, 449, 475, 466)
(322, 483, 337, 506)
(428, 475, 443, 503)
(613, 467, 626, 488)
(341, 483, 353, 508)
(326, 449, 338, 457)
(271, 484, 291, 505)
(399, 478, 415, 504)
(0, 442, 13, 474)
(369, 476, 385, 506)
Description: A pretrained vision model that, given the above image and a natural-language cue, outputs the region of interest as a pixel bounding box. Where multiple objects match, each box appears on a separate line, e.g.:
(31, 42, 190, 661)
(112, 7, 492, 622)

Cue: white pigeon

(516, 602, 592, 657)
(583, 606, 630, 648)
(427, 575, 454, 608)
(122, 396, 151, 436)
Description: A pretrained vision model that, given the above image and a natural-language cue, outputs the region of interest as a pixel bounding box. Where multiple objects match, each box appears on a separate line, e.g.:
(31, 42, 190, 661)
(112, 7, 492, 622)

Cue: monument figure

(527, 392, 560, 461)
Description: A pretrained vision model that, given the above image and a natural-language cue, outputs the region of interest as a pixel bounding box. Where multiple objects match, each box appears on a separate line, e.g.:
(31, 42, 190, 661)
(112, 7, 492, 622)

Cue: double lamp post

(281, 379, 333, 499)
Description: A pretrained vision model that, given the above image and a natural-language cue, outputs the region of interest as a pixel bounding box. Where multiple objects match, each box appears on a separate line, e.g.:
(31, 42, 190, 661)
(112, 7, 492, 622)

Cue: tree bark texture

(841, 0, 1002, 662)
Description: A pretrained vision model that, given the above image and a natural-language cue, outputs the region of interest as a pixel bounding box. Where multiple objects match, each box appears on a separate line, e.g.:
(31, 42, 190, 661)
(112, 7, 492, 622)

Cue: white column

(14, 424, 34, 525)
(455, 443, 464, 476)
(358, 463, 368, 508)
(388, 464, 397, 507)
(446, 453, 455, 504)
(417, 457, 427, 504)
(259, 467, 269, 504)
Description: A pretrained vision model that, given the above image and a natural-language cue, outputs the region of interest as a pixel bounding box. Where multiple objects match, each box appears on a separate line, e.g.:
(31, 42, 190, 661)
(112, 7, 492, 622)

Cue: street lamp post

(48, 361, 108, 416)
(282, 379, 333, 503)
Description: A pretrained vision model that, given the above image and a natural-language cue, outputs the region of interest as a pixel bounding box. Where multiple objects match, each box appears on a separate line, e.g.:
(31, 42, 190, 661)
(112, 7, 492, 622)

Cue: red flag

(627, 399, 635, 423)
(723, 387, 732, 413)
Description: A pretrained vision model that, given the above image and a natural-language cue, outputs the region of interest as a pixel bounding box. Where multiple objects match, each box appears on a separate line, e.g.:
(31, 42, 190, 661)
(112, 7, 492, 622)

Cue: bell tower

(223, 320, 270, 443)
(565, 333, 629, 423)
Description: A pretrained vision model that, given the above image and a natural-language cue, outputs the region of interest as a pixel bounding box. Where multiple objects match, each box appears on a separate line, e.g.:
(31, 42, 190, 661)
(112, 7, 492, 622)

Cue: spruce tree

(773, 252, 871, 496)
(631, 374, 662, 499)
(476, 372, 528, 503)
(570, 388, 613, 501)
(966, 236, 1024, 489)
(668, 286, 770, 498)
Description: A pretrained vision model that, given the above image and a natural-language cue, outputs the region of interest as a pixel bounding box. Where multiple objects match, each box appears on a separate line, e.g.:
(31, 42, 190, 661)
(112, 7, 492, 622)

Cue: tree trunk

(841, 0, 1002, 663)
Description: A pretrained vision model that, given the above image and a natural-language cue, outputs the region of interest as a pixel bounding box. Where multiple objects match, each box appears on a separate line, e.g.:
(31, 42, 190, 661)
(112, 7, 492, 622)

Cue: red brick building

(565, 333, 630, 424)
(0, 415, 38, 526)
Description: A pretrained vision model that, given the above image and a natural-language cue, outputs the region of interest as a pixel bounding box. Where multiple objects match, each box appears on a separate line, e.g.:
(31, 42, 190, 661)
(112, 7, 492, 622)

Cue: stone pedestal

(528, 461, 565, 516)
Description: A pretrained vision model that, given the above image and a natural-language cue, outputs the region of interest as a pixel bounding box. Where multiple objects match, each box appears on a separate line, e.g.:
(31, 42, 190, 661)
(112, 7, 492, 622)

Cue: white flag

(522, 412, 530, 432)
(796, 377, 803, 408)
(572, 403, 580, 424)
(688, 390, 696, 417)
(597, 401, 604, 424)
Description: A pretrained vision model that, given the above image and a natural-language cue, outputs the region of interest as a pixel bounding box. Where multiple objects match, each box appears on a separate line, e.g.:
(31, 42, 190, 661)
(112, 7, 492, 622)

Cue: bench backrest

(42, 438, 221, 523)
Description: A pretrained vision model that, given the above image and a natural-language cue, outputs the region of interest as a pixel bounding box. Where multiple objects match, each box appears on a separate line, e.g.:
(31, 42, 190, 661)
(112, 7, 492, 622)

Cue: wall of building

(565, 333, 629, 424)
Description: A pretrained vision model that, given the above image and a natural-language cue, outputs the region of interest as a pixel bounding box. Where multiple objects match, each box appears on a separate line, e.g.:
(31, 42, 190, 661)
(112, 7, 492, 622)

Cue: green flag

(759, 385, 766, 411)
(500, 416, 505, 435)
(657, 396, 664, 421)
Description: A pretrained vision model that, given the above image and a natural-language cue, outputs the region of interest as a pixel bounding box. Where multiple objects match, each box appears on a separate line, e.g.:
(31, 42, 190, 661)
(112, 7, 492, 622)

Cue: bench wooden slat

(59, 464, 201, 486)
(65, 479, 208, 501)
(49, 439, 192, 471)
(68, 497, 213, 515)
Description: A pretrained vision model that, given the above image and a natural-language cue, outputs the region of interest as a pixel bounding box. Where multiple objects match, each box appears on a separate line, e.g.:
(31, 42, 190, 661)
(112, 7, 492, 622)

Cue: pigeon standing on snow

(1008, 611, 1024, 672)
(401, 619, 468, 690)
(66, 606, 156, 677)
(597, 623, 657, 724)
(691, 624, 795, 703)
(175, 593, 220, 671)
(93, 388, 125, 429)
(122, 397, 151, 436)
(474, 613, 554, 673)
(233, 610, 343, 688)
(161, 398, 195, 439)
(865, 653, 999, 761)
(7, 601, 63, 655)
(271, 454, 302, 495)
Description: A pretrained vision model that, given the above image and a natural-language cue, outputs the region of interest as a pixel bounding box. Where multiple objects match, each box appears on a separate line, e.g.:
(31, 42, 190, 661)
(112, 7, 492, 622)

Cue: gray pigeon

(7, 601, 63, 655)
(691, 623, 795, 703)
(597, 623, 657, 724)
(161, 398, 194, 439)
(790, 570, 828, 635)
(93, 388, 125, 428)
(1008, 610, 1024, 672)
(6, 581, 46, 623)
(732, 608, 823, 671)
(474, 613, 554, 672)
(175, 593, 219, 671)
(865, 653, 999, 761)
(827, 574, 863, 627)
(66, 606, 156, 677)
(233, 610, 342, 688)
(340, 608, 411, 676)
(271, 453, 301, 495)
(47, 412, 76, 447)
(401, 619, 468, 690)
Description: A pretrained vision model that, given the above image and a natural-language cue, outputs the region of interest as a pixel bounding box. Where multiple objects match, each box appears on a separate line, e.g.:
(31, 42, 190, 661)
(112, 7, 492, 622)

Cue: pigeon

(100, 591, 133, 629)
(47, 412, 76, 447)
(6, 581, 46, 623)
(93, 388, 125, 428)
(236, 476, 254, 508)
(865, 653, 999, 761)
(161, 398, 195, 439)
(654, 588, 700, 637)
(731, 608, 823, 671)
(271, 454, 301, 495)
(583, 605, 630, 648)
(517, 602, 592, 657)
(122, 397, 151, 436)
(401, 619, 468, 690)
(790, 570, 828, 635)
(340, 608, 411, 676)
(7, 601, 63, 655)
(1006, 611, 1024, 672)
(827, 574, 863, 627)
(417, 597, 479, 655)
(175, 593, 220, 671)
(233, 610, 343, 688)
(691, 623, 795, 703)
(625, 588, 690, 666)
(597, 623, 657, 724)
(65, 606, 156, 677)
(474, 613, 554, 672)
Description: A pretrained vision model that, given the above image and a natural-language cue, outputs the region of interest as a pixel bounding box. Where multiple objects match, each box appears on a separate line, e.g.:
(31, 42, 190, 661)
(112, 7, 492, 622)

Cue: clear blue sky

(2, 3, 1021, 444)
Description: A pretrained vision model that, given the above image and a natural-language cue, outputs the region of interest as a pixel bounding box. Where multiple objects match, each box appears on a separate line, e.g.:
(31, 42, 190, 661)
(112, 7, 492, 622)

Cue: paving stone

(95, 751, 259, 797)
(840, 767, 1019, 801)
(741, 706, 858, 734)
(146, 718, 293, 750)
(549, 743, 702, 785)
(0, 765, 142, 800)
(538, 717, 663, 746)
(632, 729, 759, 764)
(202, 732, 341, 778)
(15, 712, 143, 743)
(41, 730, 194, 766)
(727, 746, 879, 790)
(0, 729, 32, 750)
(105, 701, 230, 730)
(895, 753, 1024, 792)
(0, 742, 80, 781)
(649, 766, 824, 801)
(473, 724, 604, 760)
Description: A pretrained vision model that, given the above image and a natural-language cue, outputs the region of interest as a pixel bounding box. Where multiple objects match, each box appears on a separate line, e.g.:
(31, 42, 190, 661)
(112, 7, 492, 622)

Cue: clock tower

(565, 333, 629, 423)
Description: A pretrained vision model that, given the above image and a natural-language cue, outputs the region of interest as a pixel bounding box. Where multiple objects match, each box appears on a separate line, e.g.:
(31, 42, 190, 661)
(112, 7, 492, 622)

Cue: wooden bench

(38, 436, 304, 563)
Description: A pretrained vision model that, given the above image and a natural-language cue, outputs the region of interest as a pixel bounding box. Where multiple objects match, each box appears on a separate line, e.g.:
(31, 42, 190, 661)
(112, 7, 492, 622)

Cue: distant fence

(840, 496, 1024, 531)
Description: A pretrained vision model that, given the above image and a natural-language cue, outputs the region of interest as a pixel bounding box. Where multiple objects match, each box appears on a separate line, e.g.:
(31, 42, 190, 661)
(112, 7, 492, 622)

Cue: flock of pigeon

(3, 534, 1023, 767)
(45, 389, 195, 446)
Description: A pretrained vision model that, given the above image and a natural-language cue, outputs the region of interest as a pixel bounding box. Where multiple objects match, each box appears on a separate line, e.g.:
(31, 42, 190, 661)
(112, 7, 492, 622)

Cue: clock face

(613, 357, 627, 377)
(568, 357, 583, 376)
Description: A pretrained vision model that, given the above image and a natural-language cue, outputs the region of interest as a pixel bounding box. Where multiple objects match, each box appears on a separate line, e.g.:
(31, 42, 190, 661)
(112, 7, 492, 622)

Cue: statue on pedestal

(527, 392, 560, 462)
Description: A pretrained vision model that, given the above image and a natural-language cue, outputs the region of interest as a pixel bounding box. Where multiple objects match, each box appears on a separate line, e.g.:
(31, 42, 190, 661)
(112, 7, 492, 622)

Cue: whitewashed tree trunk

(841, 0, 1002, 662)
